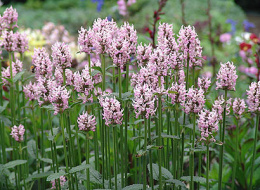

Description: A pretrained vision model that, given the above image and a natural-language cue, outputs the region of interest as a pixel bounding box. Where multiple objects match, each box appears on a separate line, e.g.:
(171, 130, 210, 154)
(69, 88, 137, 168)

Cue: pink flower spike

(77, 112, 97, 132)
(11, 124, 25, 142)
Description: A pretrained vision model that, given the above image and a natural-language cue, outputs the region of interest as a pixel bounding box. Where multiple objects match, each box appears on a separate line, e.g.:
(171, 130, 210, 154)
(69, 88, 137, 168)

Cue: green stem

(218, 89, 228, 190)
(113, 126, 118, 190)
(158, 77, 162, 190)
(86, 133, 90, 190)
(249, 113, 259, 190)
(190, 114, 196, 190)
(148, 117, 154, 190)
(232, 118, 239, 189)
(206, 142, 210, 190)
(143, 118, 148, 190)
(198, 152, 202, 189)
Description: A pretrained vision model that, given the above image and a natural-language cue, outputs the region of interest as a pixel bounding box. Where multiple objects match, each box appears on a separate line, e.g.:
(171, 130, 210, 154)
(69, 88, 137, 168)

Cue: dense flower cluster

(51, 42, 72, 70)
(212, 95, 232, 120)
(232, 98, 246, 118)
(184, 86, 205, 114)
(247, 81, 260, 113)
(10, 124, 25, 142)
(167, 82, 186, 105)
(133, 84, 157, 118)
(198, 109, 219, 142)
(2, 59, 23, 85)
(49, 86, 70, 115)
(23, 81, 40, 102)
(198, 77, 211, 92)
(216, 61, 238, 91)
(2, 6, 18, 30)
(1, 30, 17, 52)
(51, 176, 66, 189)
(99, 96, 123, 126)
(15, 32, 29, 53)
(77, 112, 97, 131)
(32, 48, 53, 79)
(136, 43, 152, 67)
(178, 25, 202, 67)
(78, 27, 93, 54)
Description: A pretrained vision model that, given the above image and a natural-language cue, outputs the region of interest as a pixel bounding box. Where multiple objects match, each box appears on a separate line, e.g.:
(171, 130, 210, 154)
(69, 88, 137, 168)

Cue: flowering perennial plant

(10, 124, 25, 142)
(77, 112, 97, 132)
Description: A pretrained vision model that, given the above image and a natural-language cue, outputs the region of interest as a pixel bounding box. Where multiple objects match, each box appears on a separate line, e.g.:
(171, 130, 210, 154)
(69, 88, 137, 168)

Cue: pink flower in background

(99, 96, 123, 126)
(136, 43, 153, 67)
(1, 30, 17, 52)
(198, 109, 219, 142)
(32, 48, 53, 79)
(247, 81, 260, 113)
(168, 82, 186, 105)
(184, 86, 205, 114)
(232, 98, 246, 118)
(216, 61, 238, 91)
(10, 124, 25, 142)
(133, 83, 157, 118)
(2, 59, 23, 85)
(78, 27, 93, 54)
(51, 176, 66, 189)
(15, 32, 28, 53)
(49, 86, 70, 115)
(77, 112, 96, 131)
(2, 6, 18, 29)
(51, 42, 72, 70)
(219, 33, 232, 43)
(212, 95, 232, 120)
(198, 77, 211, 92)
(117, 0, 136, 16)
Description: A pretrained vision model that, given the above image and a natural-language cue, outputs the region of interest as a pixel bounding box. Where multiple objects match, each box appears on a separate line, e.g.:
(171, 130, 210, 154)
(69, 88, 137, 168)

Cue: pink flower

(49, 86, 70, 115)
(2, 6, 18, 30)
(216, 61, 238, 91)
(15, 32, 28, 53)
(99, 96, 123, 126)
(2, 59, 23, 85)
(184, 86, 205, 114)
(247, 81, 260, 113)
(136, 43, 153, 67)
(23, 81, 41, 102)
(148, 48, 169, 76)
(51, 42, 72, 69)
(118, 0, 127, 16)
(198, 77, 211, 92)
(78, 27, 93, 54)
(10, 124, 25, 142)
(1, 30, 17, 52)
(198, 109, 219, 142)
(51, 176, 66, 189)
(232, 98, 246, 118)
(77, 112, 96, 131)
(32, 48, 53, 79)
(133, 84, 157, 118)
(168, 82, 186, 105)
(212, 95, 232, 120)
(178, 25, 202, 68)
(219, 33, 232, 43)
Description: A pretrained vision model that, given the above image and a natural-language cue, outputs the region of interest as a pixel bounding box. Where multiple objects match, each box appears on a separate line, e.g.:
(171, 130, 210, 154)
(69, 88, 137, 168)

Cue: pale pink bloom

(168, 82, 186, 105)
(198, 77, 211, 92)
(15, 32, 28, 53)
(10, 124, 25, 142)
(247, 81, 260, 112)
(2, 6, 18, 29)
(1, 30, 17, 52)
(51, 42, 72, 69)
(136, 43, 153, 67)
(78, 27, 93, 54)
(184, 86, 205, 114)
(232, 98, 246, 118)
(77, 112, 96, 131)
(51, 176, 66, 189)
(219, 33, 232, 43)
(2, 59, 23, 85)
(212, 95, 232, 120)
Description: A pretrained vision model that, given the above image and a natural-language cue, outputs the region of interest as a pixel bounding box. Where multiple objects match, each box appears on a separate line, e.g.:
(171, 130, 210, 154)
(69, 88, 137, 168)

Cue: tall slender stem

(113, 126, 118, 190)
(232, 118, 239, 189)
(249, 113, 259, 190)
(206, 142, 210, 190)
(218, 89, 227, 190)
(143, 118, 148, 190)
(190, 113, 196, 190)
(158, 77, 162, 190)
(85, 133, 90, 190)
(148, 116, 154, 190)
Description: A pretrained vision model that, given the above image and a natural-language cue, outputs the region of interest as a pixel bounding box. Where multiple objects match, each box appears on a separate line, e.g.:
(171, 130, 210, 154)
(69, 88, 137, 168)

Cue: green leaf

(47, 127, 59, 141)
(122, 184, 143, 190)
(41, 105, 54, 110)
(134, 119, 144, 125)
(13, 70, 25, 83)
(165, 179, 187, 189)
(131, 136, 144, 141)
(31, 171, 53, 179)
(111, 173, 131, 184)
(180, 176, 208, 183)
(148, 163, 173, 180)
(161, 134, 180, 140)
(4, 160, 27, 169)
(45, 145, 64, 152)
(46, 171, 66, 181)
(69, 164, 90, 174)
(27, 140, 37, 159)
(0, 115, 11, 126)
(39, 158, 53, 164)
(92, 66, 102, 74)
(0, 101, 9, 113)
(89, 168, 102, 184)
(106, 64, 117, 71)
(167, 90, 178, 94)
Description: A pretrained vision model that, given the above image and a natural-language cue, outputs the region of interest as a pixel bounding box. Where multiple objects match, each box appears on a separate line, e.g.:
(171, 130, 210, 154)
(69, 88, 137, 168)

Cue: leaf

(89, 168, 102, 184)
(111, 173, 131, 184)
(4, 160, 27, 169)
(39, 158, 53, 164)
(134, 119, 144, 125)
(106, 64, 117, 71)
(131, 136, 144, 141)
(161, 134, 180, 140)
(165, 179, 187, 189)
(27, 140, 37, 159)
(41, 105, 54, 110)
(122, 92, 133, 100)
(148, 163, 173, 180)
(45, 145, 64, 152)
(46, 171, 66, 181)
(180, 176, 208, 183)
(0, 115, 11, 126)
(92, 66, 102, 74)
(167, 90, 178, 94)
(122, 184, 143, 190)
(69, 164, 90, 174)
(47, 128, 59, 141)
(31, 171, 53, 179)
(0, 101, 9, 113)
(13, 70, 25, 83)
